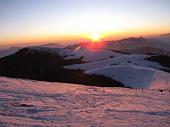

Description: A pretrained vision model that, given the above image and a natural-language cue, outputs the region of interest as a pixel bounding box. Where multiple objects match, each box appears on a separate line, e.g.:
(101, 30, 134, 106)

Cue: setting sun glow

(91, 33, 100, 42)
(83, 33, 105, 51)
(0, 0, 170, 47)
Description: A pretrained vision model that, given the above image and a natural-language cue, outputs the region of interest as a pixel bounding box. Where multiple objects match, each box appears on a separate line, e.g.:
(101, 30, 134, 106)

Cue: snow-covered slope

(65, 54, 165, 71)
(26, 45, 123, 62)
(86, 66, 170, 89)
(0, 76, 169, 127)
(65, 54, 170, 89)
(65, 47, 123, 62)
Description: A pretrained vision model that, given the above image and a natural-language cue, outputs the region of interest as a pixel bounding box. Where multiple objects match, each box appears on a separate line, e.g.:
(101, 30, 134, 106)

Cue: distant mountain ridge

(0, 35, 170, 89)
(160, 33, 170, 36)
(39, 43, 63, 48)
(64, 36, 170, 56)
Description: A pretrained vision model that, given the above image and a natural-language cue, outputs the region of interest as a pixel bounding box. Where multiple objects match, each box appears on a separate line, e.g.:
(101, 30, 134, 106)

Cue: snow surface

(65, 54, 170, 89)
(64, 47, 123, 62)
(65, 54, 165, 71)
(0, 76, 170, 127)
(26, 46, 123, 62)
(86, 66, 170, 89)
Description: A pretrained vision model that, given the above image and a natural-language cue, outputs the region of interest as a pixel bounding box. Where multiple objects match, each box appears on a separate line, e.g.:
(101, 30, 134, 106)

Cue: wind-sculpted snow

(0, 76, 170, 127)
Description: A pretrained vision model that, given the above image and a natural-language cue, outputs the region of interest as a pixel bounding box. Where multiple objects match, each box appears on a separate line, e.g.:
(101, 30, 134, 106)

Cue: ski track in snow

(0, 76, 170, 127)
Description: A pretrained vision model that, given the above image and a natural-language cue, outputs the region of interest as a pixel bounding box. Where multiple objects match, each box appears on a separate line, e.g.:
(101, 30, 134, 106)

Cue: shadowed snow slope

(0, 76, 170, 127)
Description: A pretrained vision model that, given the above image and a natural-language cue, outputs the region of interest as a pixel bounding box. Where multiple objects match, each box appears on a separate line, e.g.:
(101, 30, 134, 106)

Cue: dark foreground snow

(0, 76, 170, 127)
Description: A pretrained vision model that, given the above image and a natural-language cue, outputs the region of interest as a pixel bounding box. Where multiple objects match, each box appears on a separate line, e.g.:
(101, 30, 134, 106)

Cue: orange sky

(0, 0, 170, 47)
(1, 27, 169, 47)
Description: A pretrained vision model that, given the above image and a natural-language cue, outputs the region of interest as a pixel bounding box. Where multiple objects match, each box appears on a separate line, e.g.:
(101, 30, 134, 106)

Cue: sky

(0, 0, 170, 46)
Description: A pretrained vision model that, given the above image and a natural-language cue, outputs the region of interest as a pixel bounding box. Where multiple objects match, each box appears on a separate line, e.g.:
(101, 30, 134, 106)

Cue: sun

(83, 32, 105, 51)
(91, 33, 100, 42)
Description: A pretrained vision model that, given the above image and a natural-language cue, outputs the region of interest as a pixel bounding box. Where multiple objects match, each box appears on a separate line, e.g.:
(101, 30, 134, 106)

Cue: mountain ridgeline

(0, 47, 124, 87)
(0, 36, 170, 88)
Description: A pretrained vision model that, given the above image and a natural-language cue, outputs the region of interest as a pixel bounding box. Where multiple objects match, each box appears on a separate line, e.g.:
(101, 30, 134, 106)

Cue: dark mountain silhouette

(0, 47, 124, 87)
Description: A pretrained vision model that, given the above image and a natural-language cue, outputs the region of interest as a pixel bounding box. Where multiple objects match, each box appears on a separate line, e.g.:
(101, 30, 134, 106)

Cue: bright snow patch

(65, 54, 165, 70)
(65, 54, 170, 89)
(86, 65, 170, 89)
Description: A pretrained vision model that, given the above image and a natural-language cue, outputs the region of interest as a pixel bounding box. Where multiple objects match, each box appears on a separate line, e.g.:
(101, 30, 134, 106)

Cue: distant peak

(119, 36, 146, 42)
(39, 43, 63, 48)
(160, 33, 170, 36)
(42, 43, 61, 46)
